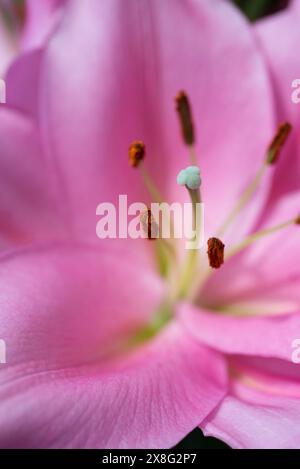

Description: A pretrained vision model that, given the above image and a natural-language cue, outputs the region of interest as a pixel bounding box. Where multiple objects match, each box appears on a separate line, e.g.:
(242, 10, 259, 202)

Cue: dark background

(176, 0, 290, 450)
(233, 0, 289, 21)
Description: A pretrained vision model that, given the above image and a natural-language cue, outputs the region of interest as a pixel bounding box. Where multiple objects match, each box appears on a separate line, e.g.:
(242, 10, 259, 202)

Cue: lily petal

(22, 0, 66, 51)
(179, 190, 300, 360)
(0, 242, 227, 448)
(255, 2, 300, 195)
(6, 49, 43, 119)
(202, 356, 300, 449)
(5, 0, 66, 118)
(179, 303, 300, 361)
(198, 191, 300, 314)
(0, 107, 63, 247)
(39, 0, 274, 238)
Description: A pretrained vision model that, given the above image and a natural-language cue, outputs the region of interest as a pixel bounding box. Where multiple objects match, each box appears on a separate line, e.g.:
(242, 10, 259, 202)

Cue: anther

(295, 215, 300, 225)
(266, 122, 292, 165)
(217, 122, 293, 237)
(129, 141, 145, 167)
(129, 141, 163, 202)
(175, 91, 195, 146)
(140, 209, 159, 240)
(207, 237, 225, 269)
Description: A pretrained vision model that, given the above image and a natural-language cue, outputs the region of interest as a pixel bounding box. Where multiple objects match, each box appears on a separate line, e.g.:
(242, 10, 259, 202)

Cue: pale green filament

(190, 217, 297, 302)
(139, 162, 164, 203)
(139, 162, 177, 279)
(217, 163, 268, 237)
(226, 218, 296, 260)
(189, 145, 198, 165)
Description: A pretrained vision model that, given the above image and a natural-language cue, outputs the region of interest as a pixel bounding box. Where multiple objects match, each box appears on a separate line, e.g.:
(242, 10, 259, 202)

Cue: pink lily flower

(1, 0, 300, 449)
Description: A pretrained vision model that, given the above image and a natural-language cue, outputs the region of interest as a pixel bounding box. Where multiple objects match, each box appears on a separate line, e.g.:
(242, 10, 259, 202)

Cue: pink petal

(39, 0, 274, 237)
(179, 303, 300, 361)
(5, 1, 66, 117)
(6, 50, 43, 119)
(0, 107, 63, 247)
(255, 3, 300, 196)
(255, 0, 300, 124)
(230, 355, 300, 399)
(179, 191, 300, 359)
(196, 191, 300, 314)
(203, 394, 300, 449)
(0, 106, 154, 258)
(21, 0, 66, 51)
(202, 356, 300, 449)
(0, 242, 227, 448)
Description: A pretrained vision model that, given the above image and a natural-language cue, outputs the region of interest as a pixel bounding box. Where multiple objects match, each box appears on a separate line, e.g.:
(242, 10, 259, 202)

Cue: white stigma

(177, 166, 201, 190)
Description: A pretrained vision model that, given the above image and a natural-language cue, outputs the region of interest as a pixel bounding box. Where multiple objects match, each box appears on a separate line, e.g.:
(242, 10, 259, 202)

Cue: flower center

(128, 92, 296, 339)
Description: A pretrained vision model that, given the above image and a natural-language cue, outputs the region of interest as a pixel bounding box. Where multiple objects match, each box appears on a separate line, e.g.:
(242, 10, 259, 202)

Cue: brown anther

(175, 91, 195, 146)
(267, 122, 292, 165)
(140, 209, 159, 240)
(129, 141, 145, 168)
(207, 237, 225, 269)
(295, 215, 300, 225)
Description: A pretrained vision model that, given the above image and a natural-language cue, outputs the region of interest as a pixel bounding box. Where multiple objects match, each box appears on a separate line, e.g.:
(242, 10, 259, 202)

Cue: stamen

(140, 209, 159, 240)
(140, 208, 178, 282)
(175, 91, 197, 165)
(128, 141, 163, 203)
(175, 91, 195, 146)
(266, 122, 292, 165)
(129, 141, 145, 167)
(226, 216, 298, 261)
(189, 215, 299, 302)
(217, 122, 293, 237)
(129, 141, 177, 272)
(207, 237, 225, 269)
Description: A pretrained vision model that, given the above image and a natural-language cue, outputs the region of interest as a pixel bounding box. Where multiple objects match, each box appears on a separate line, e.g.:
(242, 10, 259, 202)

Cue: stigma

(177, 166, 201, 190)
